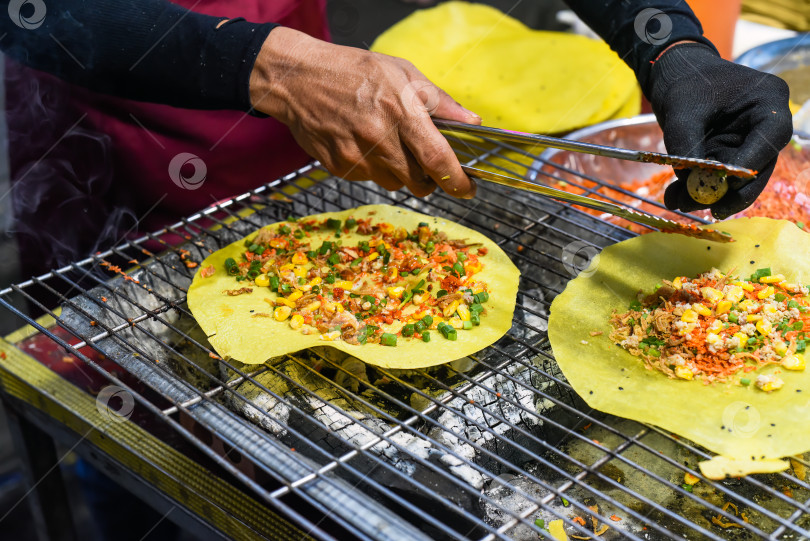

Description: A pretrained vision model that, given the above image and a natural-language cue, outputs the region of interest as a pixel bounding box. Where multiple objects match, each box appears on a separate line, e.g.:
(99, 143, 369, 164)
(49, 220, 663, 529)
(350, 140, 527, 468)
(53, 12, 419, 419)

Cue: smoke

(5, 58, 136, 276)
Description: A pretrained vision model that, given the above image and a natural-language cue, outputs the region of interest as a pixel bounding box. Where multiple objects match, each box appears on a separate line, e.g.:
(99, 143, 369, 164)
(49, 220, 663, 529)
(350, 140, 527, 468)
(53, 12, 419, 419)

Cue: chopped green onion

(318, 241, 332, 255)
(224, 257, 240, 275)
(345, 218, 357, 228)
(399, 270, 409, 277)
(749, 267, 772, 281)
(326, 218, 342, 230)
(297, 277, 305, 285)
(648, 348, 661, 357)
(380, 333, 397, 347)
(681, 483, 693, 493)
(728, 313, 738, 323)
(535, 519, 545, 529)
(421, 315, 434, 327)
(247, 269, 260, 279)
(457, 253, 468, 262)
(327, 252, 340, 266)
(306, 250, 317, 259)
(414, 321, 426, 332)
(422, 331, 431, 342)
(436, 290, 448, 299)
(414, 279, 426, 291)
(798, 222, 806, 230)
(294, 230, 304, 239)
(248, 243, 260, 253)
(794, 321, 805, 331)
(629, 300, 642, 311)
(788, 300, 801, 309)
(474, 291, 490, 304)
(363, 294, 376, 304)
(312, 285, 321, 295)
(402, 324, 415, 337)
(351, 257, 363, 267)
(359, 241, 370, 253)
(278, 225, 291, 235)
(775, 293, 787, 302)
(740, 377, 751, 386)
(452, 262, 465, 276)
(561, 497, 569, 507)
(462, 321, 473, 330)
(797, 339, 807, 353)
(425, 241, 435, 254)
(269, 275, 280, 291)
(471, 314, 480, 326)
(418, 221, 429, 228)
(280, 283, 292, 294)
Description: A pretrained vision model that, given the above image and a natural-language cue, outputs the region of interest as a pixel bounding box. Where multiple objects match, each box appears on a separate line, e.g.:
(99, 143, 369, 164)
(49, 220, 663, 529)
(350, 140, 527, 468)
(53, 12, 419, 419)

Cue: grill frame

(1, 131, 809, 541)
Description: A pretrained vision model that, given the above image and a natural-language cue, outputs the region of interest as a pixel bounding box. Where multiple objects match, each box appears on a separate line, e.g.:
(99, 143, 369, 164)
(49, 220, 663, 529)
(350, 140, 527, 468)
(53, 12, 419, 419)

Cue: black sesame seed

(589, 391, 594, 395)
(752, 455, 756, 460)
(745, 405, 750, 409)
(771, 423, 776, 427)
(618, 387, 624, 391)
(750, 260, 755, 264)
(721, 425, 726, 430)
(755, 244, 760, 248)
(707, 246, 711, 250)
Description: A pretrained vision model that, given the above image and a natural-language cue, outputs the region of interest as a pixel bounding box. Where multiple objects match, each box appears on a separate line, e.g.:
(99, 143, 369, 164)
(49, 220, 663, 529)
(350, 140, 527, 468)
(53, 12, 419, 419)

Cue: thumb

(431, 86, 482, 125)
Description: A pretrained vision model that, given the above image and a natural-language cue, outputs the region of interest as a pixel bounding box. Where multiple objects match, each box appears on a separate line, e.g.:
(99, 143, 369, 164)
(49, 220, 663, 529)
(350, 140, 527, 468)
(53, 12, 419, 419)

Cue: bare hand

(249, 27, 481, 198)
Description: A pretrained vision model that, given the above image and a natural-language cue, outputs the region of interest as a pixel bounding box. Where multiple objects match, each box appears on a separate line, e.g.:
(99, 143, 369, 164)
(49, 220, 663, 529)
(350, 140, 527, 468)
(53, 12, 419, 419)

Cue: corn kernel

(280, 263, 294, 271)
(293, 266, 307, 278)
(746, 314, 762, 322)
(387, 267, 398, 281)
(387, 286, 404, 299)
(733, 332, 748, 346)
(672, 276, 683, 289)
(301, 301, 321, 313)
(756, 375, 784, 392)
(457, 304, 471, 321)
(677, 323, 695, 336)
(448, 317, 464, 329)
(762, 303, 778, 314)
(336, 280, 354, 290)
(320, 331, 341, 341)
(254, 274, 270, 287)
(675, 366, 694, 380)
(733, 281, 754, 292)
(274, 306, 292, 321)
(693, 303, 712, 317)
(715, 300, 732, 315)
(738, 299, 756, 311)
(464, 260, 483, 274)
(269, 238, 287, 249)
(708, 319, 724, 333)
(413, 293, 426, 305)
(706, 333, 722, 346)
(684, 472, 700, 485)
(774, 340, 789, 356)
(681, 309, 698, 323)
(430, 316, 445, 329)
(700, 287, 724, 303)
(378, 222, 394, 234)
(289, 314, 304, 330)
(757, 286, 775, 300)
(309, 276, 322, 286)
(783, 353, 806, 371)
(276, 298, 295, 308)
(334, 303, 344, 312)
(443, 300, 460, 318)
(760, 274, 786, 284)
(756, 319, 773, 336)
(288, 290, 303, 302)
(724, 285, 744, 303)
(292, 251, 308, 265)
(367, 252, 379, 261)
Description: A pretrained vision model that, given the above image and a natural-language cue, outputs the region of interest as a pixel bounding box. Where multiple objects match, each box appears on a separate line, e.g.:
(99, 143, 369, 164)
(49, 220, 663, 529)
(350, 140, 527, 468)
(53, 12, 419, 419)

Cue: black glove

(645, 43, 793, 219)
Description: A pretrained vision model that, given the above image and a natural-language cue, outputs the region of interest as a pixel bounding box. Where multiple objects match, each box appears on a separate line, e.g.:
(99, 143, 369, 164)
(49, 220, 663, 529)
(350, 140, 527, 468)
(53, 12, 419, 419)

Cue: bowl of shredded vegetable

(532, 114, 810, 233)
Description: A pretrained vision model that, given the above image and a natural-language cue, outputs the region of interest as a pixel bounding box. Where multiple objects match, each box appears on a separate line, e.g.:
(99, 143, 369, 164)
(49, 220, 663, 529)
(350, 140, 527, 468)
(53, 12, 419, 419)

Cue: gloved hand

(646, 42, 793, 219)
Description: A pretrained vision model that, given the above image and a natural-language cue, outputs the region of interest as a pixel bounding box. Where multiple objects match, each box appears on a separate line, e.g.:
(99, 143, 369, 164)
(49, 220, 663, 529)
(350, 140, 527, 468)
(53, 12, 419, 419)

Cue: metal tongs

(460, 165, 733, 243)
(435, 120, 756, 179)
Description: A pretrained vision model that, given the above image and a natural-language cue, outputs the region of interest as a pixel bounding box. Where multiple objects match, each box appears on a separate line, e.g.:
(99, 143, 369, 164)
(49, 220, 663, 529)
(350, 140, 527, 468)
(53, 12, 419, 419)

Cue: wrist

(646, 42, 720, 100)
(249, 27, 316, 120)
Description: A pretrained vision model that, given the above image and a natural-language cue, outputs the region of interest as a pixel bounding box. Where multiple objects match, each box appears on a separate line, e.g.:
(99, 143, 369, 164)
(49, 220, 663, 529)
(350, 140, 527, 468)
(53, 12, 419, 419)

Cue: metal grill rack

(1, 129, 809, 541)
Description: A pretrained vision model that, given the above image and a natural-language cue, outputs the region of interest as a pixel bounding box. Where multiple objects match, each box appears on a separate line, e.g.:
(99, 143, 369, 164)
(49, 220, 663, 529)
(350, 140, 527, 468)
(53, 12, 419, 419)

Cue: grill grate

(1, 130, 809, 541)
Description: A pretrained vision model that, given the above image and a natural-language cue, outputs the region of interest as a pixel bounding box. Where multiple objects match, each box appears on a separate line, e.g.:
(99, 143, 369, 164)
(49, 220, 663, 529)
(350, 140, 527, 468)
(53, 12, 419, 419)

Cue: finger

(709, 157, 778, 219)
(663, 175, 711, 213)
(401, 116, 476, 199)
(401, 74, 480, 125)
(380, 145, 438, 197)
(431, 86, 481, 125)
(661, 114, 709, 160)
(368, 170, 405, 192)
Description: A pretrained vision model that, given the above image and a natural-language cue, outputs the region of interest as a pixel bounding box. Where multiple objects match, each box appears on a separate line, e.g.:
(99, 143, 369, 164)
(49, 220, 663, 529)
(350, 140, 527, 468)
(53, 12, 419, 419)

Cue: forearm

(0, 0, 276, 111)
(562, 0, 716, 92)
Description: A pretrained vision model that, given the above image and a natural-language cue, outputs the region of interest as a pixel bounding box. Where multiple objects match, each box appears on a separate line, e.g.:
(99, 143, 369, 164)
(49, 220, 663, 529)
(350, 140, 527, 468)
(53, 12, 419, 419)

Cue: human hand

(647, 43, 792, 219)
(249, 27, 481, 198)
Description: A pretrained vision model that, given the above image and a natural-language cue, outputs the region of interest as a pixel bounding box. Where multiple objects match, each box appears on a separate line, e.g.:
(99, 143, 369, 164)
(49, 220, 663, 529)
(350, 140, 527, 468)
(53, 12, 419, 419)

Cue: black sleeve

(562, 0, 717, 93)
(0, 0, 277, 111)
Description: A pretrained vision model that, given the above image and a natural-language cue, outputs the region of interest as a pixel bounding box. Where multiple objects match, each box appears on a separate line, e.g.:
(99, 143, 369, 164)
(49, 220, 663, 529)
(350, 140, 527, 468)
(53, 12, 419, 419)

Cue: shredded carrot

(609, 515, 621, 522)
(572, 516, 587, 526)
